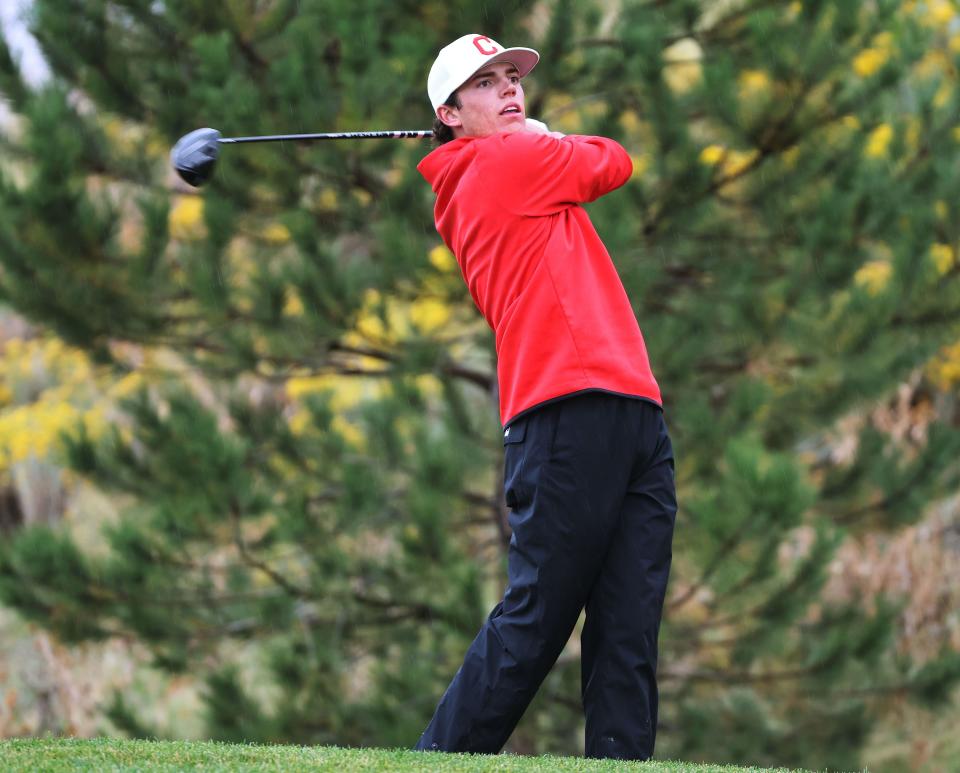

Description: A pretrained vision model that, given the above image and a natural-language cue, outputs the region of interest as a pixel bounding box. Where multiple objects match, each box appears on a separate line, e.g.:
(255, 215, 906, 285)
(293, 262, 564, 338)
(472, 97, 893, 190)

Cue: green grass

(0, 739, 808, 772)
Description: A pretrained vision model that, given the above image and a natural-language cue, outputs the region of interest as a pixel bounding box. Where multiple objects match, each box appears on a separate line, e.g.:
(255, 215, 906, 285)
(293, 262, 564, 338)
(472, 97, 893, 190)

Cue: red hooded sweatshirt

(417, 130, 661, 427)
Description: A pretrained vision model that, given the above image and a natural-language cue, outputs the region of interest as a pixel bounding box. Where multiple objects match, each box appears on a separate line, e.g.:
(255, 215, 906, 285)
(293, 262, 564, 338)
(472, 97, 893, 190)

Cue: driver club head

(170, 128, 221, 187)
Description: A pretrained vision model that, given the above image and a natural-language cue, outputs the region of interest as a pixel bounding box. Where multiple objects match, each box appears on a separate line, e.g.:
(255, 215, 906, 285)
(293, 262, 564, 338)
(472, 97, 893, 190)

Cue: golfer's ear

(437, 105, 462, 128)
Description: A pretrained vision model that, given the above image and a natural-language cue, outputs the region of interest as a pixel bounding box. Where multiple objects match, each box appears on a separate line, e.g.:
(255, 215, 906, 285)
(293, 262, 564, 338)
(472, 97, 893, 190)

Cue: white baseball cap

(428, 34, 540, 111)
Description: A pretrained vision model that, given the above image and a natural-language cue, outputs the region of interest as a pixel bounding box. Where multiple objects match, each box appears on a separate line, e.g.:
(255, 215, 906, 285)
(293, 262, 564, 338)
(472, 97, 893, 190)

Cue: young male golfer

(414, 34, 677, 761)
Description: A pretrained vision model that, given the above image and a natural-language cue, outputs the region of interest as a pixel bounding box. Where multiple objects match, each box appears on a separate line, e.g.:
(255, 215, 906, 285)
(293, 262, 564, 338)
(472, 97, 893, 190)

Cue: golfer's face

(452, 62, 526, 137)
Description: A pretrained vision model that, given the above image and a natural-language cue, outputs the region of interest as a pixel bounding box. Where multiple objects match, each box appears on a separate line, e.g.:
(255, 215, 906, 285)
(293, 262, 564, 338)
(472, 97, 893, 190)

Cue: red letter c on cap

(473, 36, 499, 56)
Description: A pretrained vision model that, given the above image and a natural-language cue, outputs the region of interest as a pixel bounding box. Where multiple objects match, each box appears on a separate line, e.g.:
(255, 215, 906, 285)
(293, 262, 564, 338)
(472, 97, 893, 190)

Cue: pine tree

(2, 1, 960, 768)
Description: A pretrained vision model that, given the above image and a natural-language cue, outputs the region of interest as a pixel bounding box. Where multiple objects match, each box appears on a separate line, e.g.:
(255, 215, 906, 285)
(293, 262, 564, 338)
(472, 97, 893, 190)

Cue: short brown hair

(433, 92, 462, 145)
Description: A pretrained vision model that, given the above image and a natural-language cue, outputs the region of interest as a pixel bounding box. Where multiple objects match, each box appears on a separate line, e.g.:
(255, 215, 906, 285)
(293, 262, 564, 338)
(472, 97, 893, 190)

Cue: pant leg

(415, 394, 638, 754)
(581, 407, 677, 760)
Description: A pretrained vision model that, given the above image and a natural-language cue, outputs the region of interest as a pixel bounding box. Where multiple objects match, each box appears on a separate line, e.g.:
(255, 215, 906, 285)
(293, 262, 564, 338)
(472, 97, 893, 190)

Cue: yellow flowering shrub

(853, 46, 890, 78)
(853, 260, 893, 294)
(723, 150, 759, 177)
(700, 145, 726, 166)
(286, 374, 366, 408)
(102, 372, 141, 406)
(428, 245, 457, 273)
(2, 338, 93, 401)
(287, 408, 312, 436)
(168, 196, 206, 241)
(538, 92, 606, 135)
(283, 375, 374, 451)
(630, 154, 650, 179)
(699, 145, 758, 178)
(859, 31, 895, 77)
(317, 188, 338, 210)
(283, 287, 305, 318)
(0, 335, 153, 478)
(352, 189, 372, 207)
(739, 69, 771, 99)
(865, 124, 894, 158)
(905, 118, 922, 152)
(409, 297, 451, 334)
(620, 110, 641, 134)
(842, 115, 861, 131)
(261, 223, 291, 244)
(353, 289, 405, 342)
(930, 243, 955, 275)
(919, 0, 957, 28)
(933, 80, 953, 108)
(0, 338, 99, 470)
(927, 340, 960, 390)
(0, 400, 81, 467)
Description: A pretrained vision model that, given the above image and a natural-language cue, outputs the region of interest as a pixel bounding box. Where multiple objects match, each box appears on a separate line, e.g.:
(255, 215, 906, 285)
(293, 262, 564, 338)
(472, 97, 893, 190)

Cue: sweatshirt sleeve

(484, 132, 633, 216)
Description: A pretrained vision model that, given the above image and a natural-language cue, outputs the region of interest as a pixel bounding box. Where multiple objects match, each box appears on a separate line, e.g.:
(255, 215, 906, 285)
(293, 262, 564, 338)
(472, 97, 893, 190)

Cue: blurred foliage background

(2, 0, 960, 770)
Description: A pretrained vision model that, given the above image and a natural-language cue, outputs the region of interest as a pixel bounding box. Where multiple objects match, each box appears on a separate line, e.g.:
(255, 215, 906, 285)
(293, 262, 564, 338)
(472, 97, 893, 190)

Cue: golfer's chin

(464, 114, 526, 138)
(498, 115, 527, 134)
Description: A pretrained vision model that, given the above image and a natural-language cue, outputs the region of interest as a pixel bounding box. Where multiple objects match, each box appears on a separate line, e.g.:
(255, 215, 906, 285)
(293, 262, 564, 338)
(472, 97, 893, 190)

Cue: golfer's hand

(524, 118, 566, 139)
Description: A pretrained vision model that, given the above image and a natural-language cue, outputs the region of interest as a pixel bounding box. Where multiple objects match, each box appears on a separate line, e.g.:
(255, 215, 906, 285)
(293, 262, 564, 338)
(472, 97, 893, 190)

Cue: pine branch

(351, 592, 446, 624)
(660, 663, 826, 685)
(229, 500, 313, 598)
(668, 511, 761, 612)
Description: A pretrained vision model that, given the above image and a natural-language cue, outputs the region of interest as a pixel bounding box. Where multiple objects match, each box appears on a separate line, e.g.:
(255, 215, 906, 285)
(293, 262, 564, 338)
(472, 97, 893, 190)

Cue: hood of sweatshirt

(416, 137, 481, 217)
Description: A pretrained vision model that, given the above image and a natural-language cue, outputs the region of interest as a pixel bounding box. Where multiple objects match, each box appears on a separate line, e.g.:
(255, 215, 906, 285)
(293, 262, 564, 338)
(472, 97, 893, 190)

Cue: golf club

(170, 127, 433, 187)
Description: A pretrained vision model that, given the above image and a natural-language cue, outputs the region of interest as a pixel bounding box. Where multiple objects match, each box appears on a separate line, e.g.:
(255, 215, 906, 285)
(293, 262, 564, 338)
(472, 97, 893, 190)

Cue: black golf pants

(414, 392, 677, 760)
